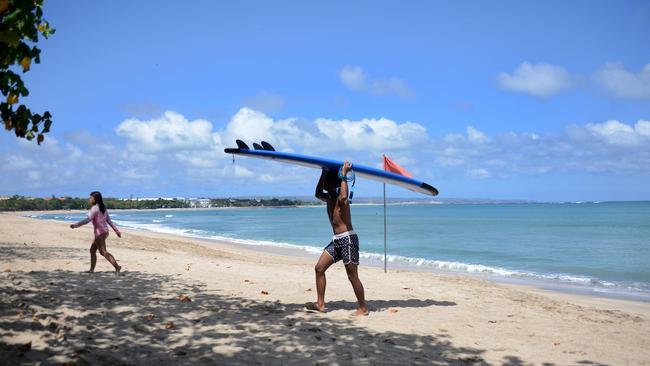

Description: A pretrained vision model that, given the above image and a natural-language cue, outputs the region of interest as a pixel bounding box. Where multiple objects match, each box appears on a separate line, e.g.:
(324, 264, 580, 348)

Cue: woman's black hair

(90, 191, 106, 214)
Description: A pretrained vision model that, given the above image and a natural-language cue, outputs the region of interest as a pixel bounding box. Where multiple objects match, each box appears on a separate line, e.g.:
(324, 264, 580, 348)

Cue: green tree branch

(1, 0, 55, 144)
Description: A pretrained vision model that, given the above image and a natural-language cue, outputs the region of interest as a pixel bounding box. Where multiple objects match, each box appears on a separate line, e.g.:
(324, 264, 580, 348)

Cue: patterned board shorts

(324, 231, 359, 265)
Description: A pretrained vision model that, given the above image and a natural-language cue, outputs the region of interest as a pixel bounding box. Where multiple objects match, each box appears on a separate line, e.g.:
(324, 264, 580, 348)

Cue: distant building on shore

(44, 197, 67, 201)
(188, 198, 211, 208)
(118, 197, 184, 201)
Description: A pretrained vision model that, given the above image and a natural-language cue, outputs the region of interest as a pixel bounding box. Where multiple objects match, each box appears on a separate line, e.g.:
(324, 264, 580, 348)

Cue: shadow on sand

(0, 264, 607, 365)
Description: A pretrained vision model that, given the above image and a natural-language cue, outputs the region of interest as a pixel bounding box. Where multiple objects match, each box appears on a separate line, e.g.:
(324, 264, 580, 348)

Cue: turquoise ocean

(33, 202, 650, 301)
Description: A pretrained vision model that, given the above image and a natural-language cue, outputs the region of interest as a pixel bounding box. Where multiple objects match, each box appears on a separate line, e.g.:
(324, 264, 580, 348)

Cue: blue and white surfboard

(224, 140, 438, 196)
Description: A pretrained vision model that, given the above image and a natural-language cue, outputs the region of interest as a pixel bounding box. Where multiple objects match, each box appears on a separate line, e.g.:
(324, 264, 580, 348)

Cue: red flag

(383, 154, 412, 177)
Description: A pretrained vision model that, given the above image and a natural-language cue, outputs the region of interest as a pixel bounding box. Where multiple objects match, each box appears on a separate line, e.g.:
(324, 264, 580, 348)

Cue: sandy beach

(1, 213, 649, 365)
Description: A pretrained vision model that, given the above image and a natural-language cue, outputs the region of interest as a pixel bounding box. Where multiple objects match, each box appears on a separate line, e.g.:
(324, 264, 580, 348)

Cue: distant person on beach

(70, 191, 122, 274)
(306, 161, 368, 316)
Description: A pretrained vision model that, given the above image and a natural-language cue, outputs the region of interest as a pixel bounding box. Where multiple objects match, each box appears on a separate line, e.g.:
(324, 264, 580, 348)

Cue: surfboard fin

(261, 141, 275, 151)
(236, 139, 250, 150)
(252, 143, 264, 150)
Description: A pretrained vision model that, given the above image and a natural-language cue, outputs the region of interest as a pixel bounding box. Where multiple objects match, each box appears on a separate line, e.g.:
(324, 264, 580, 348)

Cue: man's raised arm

(338, 161, 351, 203)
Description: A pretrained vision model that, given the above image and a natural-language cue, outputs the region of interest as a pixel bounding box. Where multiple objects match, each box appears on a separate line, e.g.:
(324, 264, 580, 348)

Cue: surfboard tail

(236, 140, 250, 150)
(261, 141, 275, 151)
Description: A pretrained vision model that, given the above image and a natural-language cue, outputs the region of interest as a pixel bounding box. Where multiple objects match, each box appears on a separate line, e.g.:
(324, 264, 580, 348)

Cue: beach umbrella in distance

(382, 154, 413, 273)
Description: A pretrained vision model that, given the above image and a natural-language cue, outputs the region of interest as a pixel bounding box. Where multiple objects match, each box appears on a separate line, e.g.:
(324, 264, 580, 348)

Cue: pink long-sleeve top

(72, 205, 120, 237)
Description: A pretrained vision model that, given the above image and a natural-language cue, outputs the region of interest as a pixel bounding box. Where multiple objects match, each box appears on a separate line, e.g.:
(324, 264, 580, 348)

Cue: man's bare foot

(353, 307, 369, 316)
(85, 270, 94, 273)
(115, 265, 122, 276)
(305, 302, 326, 313)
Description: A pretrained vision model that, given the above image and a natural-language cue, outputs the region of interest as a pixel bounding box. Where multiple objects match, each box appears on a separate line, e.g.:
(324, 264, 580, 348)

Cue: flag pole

(383, 182, 387, 273)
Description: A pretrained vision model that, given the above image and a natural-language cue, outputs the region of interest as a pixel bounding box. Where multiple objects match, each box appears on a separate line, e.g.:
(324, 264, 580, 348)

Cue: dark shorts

(324, 231, 359, 265)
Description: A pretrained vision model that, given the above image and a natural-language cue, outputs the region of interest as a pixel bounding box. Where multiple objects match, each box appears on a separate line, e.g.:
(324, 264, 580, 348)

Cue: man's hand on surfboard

(342, 161, 352, 176)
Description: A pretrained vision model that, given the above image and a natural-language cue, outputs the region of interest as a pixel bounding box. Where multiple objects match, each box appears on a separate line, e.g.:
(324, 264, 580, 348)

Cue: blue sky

(1, 0, 649, 201)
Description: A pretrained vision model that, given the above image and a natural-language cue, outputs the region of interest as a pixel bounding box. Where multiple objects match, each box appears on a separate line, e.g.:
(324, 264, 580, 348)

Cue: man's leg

(313, 251, 334, 311)
(345, 263, 368, 315)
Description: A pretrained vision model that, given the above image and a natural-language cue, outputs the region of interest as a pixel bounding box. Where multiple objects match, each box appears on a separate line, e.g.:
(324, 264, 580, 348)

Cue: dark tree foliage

(1, 0, 55, 144)
(0, 196, 318, 211)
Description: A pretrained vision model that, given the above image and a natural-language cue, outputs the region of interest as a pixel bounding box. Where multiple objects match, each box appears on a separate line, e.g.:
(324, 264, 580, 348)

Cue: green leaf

(0, 31, 21, 46)
(3, 9, 24, 25)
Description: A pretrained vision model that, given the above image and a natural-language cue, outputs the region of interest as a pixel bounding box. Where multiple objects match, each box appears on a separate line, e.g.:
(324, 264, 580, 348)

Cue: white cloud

(370, 77, 415, 98)
(580, 120, 650, 147)
(314, 117, 427, 152)
(635, 120, 650, 136)
(443, 133, 465, 143)
(27, 170, 42, 181)
(467, 126, 489, 143)
(260, 173, 280, 183)
(175, 150, 223, 169)
(432, 119, 650, 176)
(435, 156, 464, 167)
(110, 108, 431, 188)
(109, 108, 432, 189)
(340, 66, 366, 91)
(0, 135, 99, 193)
(116, 111, 217, 152)
(339, 65, 415, 98)
(220, 108, 428, 154)
(122, 168, 158, 180)
(499, 62, 573, 98)
(232, 165, 255, 178)
(442, 126, 489, 145)
(1, 154, 36, 170)
(584, 120, 635, 146)
(466, 168, 491, 179)
(5, 103, 648, 198)
(223, 108, 317, 151)
(224, 107, 273, 144)
(594, 63, 650, 100)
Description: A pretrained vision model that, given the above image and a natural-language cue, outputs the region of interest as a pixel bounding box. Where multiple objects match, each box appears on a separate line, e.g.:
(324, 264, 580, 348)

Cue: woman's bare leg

(88, 241, 98, 272)
(96, 234, 121, 272)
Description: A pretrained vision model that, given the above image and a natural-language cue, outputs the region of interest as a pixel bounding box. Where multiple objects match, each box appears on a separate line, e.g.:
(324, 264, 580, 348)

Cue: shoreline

(113, 225, 650, 304)
(1, 213, 649, 364)
(2, 200, 444, 215)
(12, 210, 650, 306)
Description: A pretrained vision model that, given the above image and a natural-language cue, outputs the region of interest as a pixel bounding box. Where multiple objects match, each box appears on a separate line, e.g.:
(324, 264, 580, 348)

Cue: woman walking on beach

(70, 191, 122, 274)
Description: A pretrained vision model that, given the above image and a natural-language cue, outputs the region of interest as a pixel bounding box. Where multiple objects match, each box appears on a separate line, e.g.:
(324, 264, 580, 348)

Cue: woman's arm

(106, 212, 122, 238)
(70, 207, 95, 228)
(70, 217, 91, 229)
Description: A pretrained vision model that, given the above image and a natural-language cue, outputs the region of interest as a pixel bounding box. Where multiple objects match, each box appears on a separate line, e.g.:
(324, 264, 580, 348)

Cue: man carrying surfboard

(306, 161, 368, 316)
